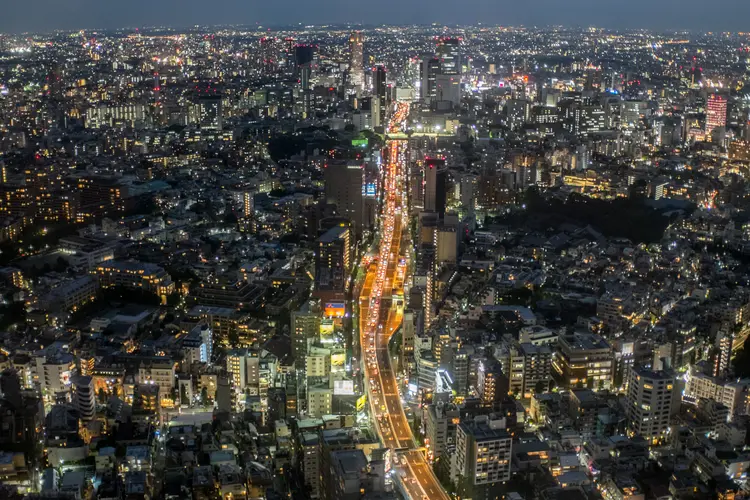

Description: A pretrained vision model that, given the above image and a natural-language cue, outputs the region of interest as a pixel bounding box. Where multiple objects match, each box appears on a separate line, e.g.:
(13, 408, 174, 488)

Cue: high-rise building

(72, 375, 95, 422)
(450, 418, 512, 496)
(291, 304, 321, 368)
(259, 36, 282, 74)
(420, 57, 441, 104)
(416, 243, 436, 329)
(626, 366, 676, 445)
(425, 402, 460, 460)
(476, 359, 509, 407)
(372, 65, 387, 127)
(401, 311, 416, 371)
(436, 37, 461, 75)
(313, 225, 351, 301)
(423, 158, 446, 213)
(307, 386, 333, 418)
(684, 365, 747, 419)
(242, 191, 254, 218)
(324, 160, 365, 232)
(435, 74, 460, 108)
(299, 433, 321, 498)
(193, 88, 223, 130)
(295, 44, 316, 116)
(226, 349, 260, 399)
(499, 342, 552, 398)
(348, 32, 364, 91)
(295, 44, 315, 75)
(714, 327, 733, 377)
(706, 93, 728, 136)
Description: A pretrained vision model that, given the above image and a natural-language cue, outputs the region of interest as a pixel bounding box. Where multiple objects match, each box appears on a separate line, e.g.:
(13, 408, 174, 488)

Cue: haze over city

(2, 0, 750, 33)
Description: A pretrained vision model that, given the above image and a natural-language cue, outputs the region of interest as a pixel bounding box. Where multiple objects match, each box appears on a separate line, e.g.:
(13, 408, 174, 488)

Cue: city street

(359, 102, 449, 500)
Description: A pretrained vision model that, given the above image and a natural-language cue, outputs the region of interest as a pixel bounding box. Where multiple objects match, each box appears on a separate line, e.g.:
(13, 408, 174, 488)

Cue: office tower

(401, 311, 415, 371)
(46, 62, 64, 99)
(72, 375, 95, 422)
(436, 37, 461, 75)
(423, 158, 439, 212)
(324, 160, 365, 232)
(294, 44, 315, 76)
(259, 36, 281, 74)
(450, 418, 512, 496)
(620, 100, 644, 129)
(477, 359, 509, 407)
(434, 73, 460, 108)
(291, 304, 321, 368)
(313, 225, 351, 301)
(452, 347, 471, 395)
(423, 157, 447, 214)
(416, 243, 436, 330)
(410, 162, 425, 213)
(295, 44, 315, 116)
(706, 93, 728, 135)
(420, 57, 441, 104)
(348, 32, 364, 91)
(626, 366, 676, 444)
(372, 65, 387, 127)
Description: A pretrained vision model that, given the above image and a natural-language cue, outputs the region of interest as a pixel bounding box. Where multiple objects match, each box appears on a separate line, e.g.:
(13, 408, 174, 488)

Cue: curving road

(358, 102, 449, 500)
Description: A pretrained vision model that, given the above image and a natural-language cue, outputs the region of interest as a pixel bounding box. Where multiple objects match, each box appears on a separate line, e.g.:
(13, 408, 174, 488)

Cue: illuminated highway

(359, 102, 449, 500)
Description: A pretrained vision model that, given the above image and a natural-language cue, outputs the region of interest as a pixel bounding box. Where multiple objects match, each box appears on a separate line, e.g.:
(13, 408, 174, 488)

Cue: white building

(684, 366, 748, 420)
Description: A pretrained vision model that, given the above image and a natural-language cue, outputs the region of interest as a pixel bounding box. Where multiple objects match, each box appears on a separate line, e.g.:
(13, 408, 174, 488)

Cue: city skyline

(2, 13, 750, 500)
(2, 0, 750, 34)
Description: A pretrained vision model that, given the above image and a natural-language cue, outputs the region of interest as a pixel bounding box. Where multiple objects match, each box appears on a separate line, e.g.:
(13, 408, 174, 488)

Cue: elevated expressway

(358, 102, 449, 500)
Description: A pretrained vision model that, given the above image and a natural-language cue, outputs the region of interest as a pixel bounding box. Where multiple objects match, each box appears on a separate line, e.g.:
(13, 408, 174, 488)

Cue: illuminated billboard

(356, 394, 367, 412)
(324, 302, 345, 317)
(331, 349, 346, 368)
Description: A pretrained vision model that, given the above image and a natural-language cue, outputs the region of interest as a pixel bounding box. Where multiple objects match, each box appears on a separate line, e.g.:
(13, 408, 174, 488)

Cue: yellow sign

(356, 394, 367, 412)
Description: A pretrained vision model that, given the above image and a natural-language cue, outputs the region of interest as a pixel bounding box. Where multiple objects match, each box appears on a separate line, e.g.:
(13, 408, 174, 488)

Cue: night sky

(2, 0, 749, 33)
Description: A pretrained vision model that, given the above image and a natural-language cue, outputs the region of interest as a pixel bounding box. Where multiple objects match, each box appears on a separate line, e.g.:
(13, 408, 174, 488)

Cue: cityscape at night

(2, 17, 750, 500)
